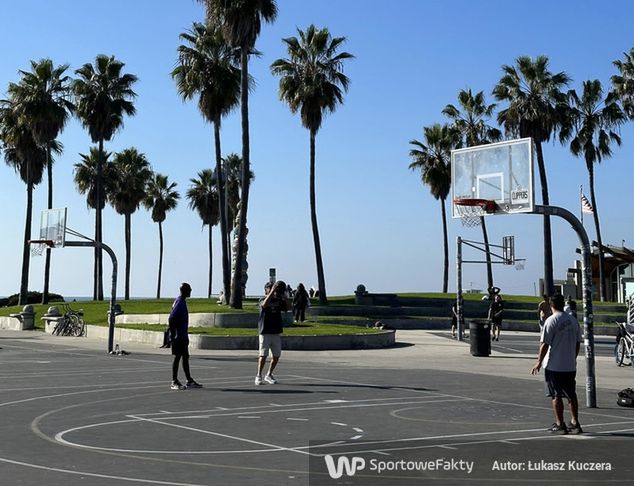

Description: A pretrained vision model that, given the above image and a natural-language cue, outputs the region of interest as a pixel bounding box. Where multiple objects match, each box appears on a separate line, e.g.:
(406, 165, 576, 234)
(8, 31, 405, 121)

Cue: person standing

(293, 283, 310, 323)
(168, 282, 202, 390)
(255, 280, 290, 385)
(537, 294, 552, 333)
(530, 294, 583, 435)
(488, 293, 504, 341)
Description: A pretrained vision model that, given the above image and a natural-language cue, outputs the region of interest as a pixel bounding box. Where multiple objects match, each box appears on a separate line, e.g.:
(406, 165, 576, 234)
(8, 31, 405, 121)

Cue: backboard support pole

(532, 205, 596, 408)
(64, 240, 118, 354)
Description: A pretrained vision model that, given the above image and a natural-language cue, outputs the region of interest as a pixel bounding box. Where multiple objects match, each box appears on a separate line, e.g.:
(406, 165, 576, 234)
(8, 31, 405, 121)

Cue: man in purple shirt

(168, 282, 202, 390)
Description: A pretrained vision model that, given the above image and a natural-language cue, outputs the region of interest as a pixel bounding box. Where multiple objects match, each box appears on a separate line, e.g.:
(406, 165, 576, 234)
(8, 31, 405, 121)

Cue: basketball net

(455, 205, 485, 227)
(30, 243, 47, 257)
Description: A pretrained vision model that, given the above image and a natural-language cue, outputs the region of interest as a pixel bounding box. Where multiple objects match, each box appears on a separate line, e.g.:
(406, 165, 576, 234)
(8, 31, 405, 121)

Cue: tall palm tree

(73, 147, 116, 210)
(443, 89, 502, 289)
(6, 59, 74, 304)
(409, 124, 460, 292)
(187, 169, 220, 299)
(493, 55, 570, 296)
(222, 152, 254, 254)
(109, 148, 153, 300)
(173, 22, 240, 305)
(143, 174, 179, 299)
(611, 47, 634, 119)
(0, 100, 49, 304)
(271, 24, 353, 305)
(205, 0, 278, 308)
(560, 80, 625, 300)
(73, 55, 137, 300)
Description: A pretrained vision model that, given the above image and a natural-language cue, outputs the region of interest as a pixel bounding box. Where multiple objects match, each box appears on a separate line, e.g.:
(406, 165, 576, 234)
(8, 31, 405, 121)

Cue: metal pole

(457, 237, 464, 341)
(65, 240, 118, 353)
(532, 205, 596, 408)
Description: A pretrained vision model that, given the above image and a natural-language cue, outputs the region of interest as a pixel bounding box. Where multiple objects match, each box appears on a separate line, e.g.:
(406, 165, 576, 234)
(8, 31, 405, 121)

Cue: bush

(1, 291, 64, 307)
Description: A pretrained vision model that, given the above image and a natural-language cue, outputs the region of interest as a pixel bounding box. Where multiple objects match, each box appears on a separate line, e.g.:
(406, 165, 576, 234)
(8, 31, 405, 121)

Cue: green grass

(0, 298, 259, 330)
(96, 321, 382, 336)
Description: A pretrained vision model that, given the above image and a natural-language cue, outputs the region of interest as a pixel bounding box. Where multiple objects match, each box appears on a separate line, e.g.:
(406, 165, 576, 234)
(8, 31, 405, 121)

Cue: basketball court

(1, 331, 633, 485)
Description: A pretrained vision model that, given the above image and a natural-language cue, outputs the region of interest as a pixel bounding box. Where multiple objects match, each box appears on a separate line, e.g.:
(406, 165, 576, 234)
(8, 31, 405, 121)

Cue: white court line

(331, 422, 347, 426)
(310, 419, 634, 456)
(288, 373, 634, 422)
(492, 344, 524, 353)
(286, 418, 308, 421)
(0, 456, 211, 486)
(350, 435, 363, 440)
(238, 416, 260, 419)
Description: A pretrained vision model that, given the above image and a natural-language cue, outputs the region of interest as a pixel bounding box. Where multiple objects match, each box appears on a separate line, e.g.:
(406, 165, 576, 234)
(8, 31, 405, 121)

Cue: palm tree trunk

(208, 224, 213, 299)
(481, 217, 494, 288)
(309, 130, 328, 304)
(534, 142, 554, 295)
(124, 213, 131, 300)
(441, 197, 448, 293)
(157, 221, 164, 299)
(19, 173, 33, 306)
(214, 121, 231, 304)
(42, 143, 53, 304)
(588, 162, 606, 301)
(230, 48, 251, 309)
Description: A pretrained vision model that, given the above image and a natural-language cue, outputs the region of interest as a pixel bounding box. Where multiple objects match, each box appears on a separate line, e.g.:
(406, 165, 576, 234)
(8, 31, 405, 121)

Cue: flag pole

(580, 185, 583, 226)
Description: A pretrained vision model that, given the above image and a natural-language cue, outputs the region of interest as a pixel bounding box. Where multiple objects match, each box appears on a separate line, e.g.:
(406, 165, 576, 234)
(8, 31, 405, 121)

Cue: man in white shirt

(530, 294, 583, 435)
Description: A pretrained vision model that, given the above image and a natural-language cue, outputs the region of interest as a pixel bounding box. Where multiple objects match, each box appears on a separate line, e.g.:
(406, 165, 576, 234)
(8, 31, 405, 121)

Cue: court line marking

(309, 419, 634, 456)
(0, 456, 212, 486)
(287, 373, 634, 422)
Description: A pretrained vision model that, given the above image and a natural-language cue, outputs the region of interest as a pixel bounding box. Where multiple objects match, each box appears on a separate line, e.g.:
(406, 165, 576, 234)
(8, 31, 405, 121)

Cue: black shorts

(171, 339, 189, 357)
(544, 369, 577, 400)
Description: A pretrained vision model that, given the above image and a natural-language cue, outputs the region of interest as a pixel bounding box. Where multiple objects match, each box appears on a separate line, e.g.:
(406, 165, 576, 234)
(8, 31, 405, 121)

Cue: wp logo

(324, 455, 366, 479)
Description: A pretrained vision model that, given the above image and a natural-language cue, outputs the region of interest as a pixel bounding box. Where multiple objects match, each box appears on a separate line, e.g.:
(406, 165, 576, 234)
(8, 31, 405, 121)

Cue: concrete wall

(85, 325, 396, 350)
(0, 316, 33, 331)
(115, 312, 293, 328)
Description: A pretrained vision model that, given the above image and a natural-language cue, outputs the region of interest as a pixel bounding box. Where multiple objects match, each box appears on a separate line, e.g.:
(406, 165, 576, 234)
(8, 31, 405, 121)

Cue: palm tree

(187, 169, 220, 299)
(73, 147, 116, 210)
(73, 55, 137, 300)
(271, 25, 353, 305)
(143, 173, 180, 299)
(6, 59, 74, 304)
(205, 0, 278, 308)
(561, 80, 625, 300)
(611, 47, 634, 119)
(109, 148, 153, 300)
(409, 124, 460, 292)
(493, 55, 571, 296)
(173, 22, 240, 305)
(0, 100, 49, 304)
(443, 89, 502, 289)
(222, 152, 254, 253)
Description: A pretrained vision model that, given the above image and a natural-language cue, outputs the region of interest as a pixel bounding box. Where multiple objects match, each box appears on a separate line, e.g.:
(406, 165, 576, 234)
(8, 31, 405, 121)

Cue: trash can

(469, 320, 491, 357)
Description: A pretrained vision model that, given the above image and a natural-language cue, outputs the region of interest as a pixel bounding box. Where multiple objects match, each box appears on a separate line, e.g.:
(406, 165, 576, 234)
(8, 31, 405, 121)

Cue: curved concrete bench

(86, 325, 395, 350)
(115, 312, 293, 328)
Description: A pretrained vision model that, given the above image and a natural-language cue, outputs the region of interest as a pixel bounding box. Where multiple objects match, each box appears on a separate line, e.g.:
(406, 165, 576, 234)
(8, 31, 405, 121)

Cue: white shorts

(259, 334, 282, 358)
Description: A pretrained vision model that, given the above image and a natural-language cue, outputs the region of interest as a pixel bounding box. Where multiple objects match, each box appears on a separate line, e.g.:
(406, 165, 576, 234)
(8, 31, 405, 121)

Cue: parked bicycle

(52, 304, 86, 337)
(615, 321, 634, 367)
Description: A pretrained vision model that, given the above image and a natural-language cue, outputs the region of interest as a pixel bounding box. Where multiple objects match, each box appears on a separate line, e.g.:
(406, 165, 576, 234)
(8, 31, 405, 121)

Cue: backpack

(617, 388, 634, 407)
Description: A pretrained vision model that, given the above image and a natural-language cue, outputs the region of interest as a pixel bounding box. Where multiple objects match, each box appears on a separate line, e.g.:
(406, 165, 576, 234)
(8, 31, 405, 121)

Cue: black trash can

(469, 320, 491, 357)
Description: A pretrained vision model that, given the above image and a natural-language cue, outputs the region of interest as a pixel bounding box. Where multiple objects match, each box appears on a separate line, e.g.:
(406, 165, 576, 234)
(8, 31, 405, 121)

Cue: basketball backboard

(39, 208, 67, 247)
(451, 138, 534, 218)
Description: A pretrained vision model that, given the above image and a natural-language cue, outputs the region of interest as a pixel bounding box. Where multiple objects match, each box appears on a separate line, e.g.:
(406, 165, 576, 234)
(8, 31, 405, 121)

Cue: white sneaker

(254, 375, 263, 385)
(264, 374, 277, 385)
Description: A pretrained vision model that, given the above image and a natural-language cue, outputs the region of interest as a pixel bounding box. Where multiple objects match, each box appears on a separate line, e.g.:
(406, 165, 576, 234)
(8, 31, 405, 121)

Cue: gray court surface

(1, 330, 633, 486)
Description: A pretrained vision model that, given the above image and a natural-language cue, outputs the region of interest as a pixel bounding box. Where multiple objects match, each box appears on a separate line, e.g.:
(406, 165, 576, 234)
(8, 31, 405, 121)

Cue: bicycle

(52, 304, 86, 337)
(615, 321, 634, 367)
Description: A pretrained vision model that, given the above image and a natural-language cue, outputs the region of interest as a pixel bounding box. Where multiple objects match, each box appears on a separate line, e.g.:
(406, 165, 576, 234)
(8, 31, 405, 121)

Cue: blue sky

(1, 0, 633, 299)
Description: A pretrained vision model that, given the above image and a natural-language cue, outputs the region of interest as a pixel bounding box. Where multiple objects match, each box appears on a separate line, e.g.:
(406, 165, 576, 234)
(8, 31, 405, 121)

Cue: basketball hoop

(454, 198, 497, 227)
(29, 239, 54, 257)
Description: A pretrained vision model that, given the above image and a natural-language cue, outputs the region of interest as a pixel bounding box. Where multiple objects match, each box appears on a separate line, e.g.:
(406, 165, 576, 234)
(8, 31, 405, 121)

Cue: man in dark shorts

(255, 280, 290, 385)
(168, 282, 202, 390)
(530, 294, 582, 434)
